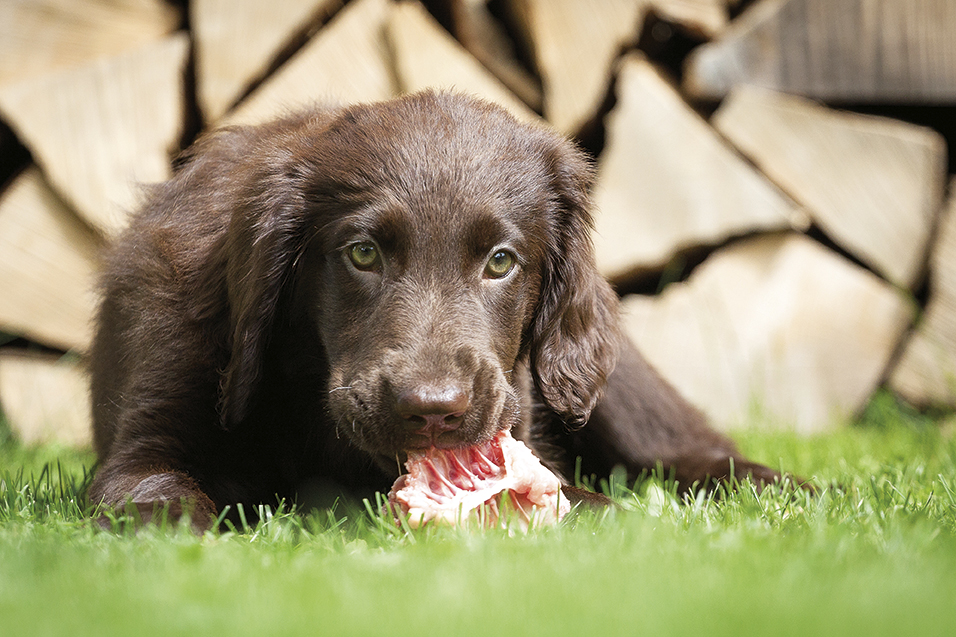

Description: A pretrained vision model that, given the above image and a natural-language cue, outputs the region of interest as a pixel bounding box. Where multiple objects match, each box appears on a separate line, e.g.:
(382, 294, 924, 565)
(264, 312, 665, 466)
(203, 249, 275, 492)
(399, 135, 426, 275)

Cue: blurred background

(0, 0, 954, 449)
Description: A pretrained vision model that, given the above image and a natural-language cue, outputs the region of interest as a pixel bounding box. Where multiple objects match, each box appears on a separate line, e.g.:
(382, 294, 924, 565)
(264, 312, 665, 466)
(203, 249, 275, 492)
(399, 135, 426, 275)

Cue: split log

(449, 0, 543, 111)
(226, 0, 396, 126)
(592, 54, 805, 283)
(192, 0, 341, 123)
(649, 0, 728, 38)
(0, 351, 91, 447)
(0, 0, 180, 87)
(891, 180, 956, 407)
(0, 33, 189, 235)
(509, 0, 647, 135)
(713, 86, 947, 290)
(685, 0, 956, 102)
(388, 1, 539, 124)
(621, 233, 912, 433)
(0, 168, 102, 353)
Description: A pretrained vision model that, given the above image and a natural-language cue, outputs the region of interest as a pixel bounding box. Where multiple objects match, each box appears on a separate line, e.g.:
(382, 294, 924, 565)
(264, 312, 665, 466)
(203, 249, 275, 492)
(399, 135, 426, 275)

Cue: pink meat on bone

(388, 429, 570, 529)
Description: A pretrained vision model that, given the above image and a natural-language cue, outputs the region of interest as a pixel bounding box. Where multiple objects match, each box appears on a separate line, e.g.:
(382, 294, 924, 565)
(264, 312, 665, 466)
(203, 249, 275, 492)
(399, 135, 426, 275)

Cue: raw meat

(387, 429, 570, 529)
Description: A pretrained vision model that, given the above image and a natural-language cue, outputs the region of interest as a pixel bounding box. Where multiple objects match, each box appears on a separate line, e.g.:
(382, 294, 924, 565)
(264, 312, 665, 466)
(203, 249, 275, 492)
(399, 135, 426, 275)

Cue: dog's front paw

(97, 472, 218, 533)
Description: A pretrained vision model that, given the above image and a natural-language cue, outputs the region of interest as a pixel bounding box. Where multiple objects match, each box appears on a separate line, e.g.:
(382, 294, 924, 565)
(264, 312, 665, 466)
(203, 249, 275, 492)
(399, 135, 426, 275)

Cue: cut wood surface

(0, 33, 189, 235)
(891, 180, 956, 407)
(0, 351, 91, 447)
(388, 1, 539, 124)
(0, 168, 102, 353)
(592, 54, 805, 282)
(192, 0, 341, 123)
(685, 0, 956, 101)
(226, 0, 396, 126)
(0, 0, 180, 87)
(449, 0, 543, 111)
(713, 86, 947, 290)
(621, 233, 912, 432)
(510, 0, 646, 135)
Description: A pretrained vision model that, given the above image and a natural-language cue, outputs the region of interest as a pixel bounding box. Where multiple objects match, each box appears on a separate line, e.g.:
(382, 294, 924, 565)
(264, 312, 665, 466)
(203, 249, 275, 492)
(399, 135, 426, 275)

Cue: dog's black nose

(397, 384, 470, 437)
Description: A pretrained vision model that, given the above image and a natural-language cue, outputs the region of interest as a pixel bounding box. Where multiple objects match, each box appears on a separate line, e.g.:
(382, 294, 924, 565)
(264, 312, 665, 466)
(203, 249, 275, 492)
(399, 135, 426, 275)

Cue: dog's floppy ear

(218, 182, 308, 430)
(212, 123, 316, 430)
(529, 138, 622, 428)
(220, 202, 306, 429)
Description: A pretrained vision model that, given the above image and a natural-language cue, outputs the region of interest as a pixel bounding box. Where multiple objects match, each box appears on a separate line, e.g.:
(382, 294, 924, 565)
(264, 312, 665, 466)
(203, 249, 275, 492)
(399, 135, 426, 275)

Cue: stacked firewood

(1, 0, 954, 445)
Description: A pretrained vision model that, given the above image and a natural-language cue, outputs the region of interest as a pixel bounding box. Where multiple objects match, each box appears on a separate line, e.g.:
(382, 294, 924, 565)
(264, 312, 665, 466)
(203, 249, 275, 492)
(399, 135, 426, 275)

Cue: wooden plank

(621, 233, 912, 432)
(713, 86, 947, 290)
(685, 0, 956, 102)
(0, 168, 103, 353)
(510, 0, 647, 135)
(226, 0, 396, 126)
(192, 0, 341, 123)
(388, 1, 539, 124)
(0, 0, 180, 87)
(592, 54, 805, 282)
(891, 180, 956, 407)
(0, 33, 189, 235)
(0, 351, 91, 447)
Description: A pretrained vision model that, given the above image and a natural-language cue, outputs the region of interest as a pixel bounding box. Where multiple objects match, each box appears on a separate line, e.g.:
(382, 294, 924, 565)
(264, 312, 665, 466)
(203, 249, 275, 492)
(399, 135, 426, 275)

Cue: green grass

(2, 398, 956, 637)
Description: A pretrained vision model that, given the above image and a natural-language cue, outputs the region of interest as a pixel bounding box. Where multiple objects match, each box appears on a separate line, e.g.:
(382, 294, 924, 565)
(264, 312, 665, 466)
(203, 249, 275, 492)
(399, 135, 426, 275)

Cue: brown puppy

(88, 91, 785, 529)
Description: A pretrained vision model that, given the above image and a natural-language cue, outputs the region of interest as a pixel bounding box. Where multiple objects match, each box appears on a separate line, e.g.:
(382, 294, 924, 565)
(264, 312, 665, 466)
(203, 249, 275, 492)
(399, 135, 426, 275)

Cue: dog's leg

(558, 338, 790, 493)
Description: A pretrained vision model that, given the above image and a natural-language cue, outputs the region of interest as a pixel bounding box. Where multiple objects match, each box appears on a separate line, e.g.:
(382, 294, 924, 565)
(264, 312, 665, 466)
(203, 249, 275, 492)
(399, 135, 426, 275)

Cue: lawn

(1, 395, 955, 637)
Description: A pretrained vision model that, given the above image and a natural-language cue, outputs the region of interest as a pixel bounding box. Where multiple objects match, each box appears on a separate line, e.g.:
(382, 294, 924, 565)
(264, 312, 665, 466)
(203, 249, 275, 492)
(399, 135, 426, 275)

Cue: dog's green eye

(348, 242, 380, 270)
(485, 250, 516, 278)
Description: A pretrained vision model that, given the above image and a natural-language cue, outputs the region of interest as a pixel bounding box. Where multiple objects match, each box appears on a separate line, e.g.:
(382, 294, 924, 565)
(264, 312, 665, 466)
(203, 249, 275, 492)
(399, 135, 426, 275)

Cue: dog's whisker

(328, 386, 353, 394)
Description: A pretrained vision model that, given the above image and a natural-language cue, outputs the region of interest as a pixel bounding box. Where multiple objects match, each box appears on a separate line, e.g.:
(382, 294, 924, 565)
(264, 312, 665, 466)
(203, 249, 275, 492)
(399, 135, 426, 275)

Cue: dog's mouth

(401, 428, 469, 451)
(327, 364, 526, 459)
(387, 429, 569, 529)
(398, 395, 522, 453)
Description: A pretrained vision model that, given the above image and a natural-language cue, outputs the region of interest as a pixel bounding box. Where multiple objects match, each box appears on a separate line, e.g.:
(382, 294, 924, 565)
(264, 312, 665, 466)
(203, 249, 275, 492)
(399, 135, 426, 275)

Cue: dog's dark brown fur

(89, 92, 785, 529)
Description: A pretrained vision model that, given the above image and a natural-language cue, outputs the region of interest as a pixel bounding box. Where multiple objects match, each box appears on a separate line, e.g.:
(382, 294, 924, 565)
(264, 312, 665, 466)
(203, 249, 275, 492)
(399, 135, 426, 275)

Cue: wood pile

(0, 0, 954, 445)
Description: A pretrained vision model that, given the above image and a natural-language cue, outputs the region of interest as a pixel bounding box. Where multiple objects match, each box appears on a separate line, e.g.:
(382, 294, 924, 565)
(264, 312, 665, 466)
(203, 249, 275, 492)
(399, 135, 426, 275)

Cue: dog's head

(216, 92, 620, 457)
